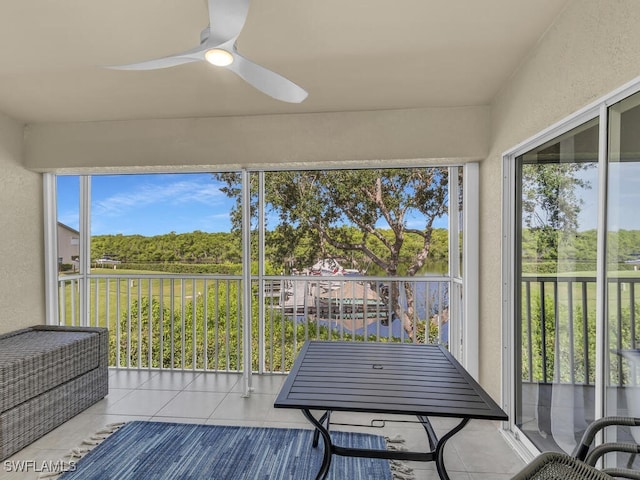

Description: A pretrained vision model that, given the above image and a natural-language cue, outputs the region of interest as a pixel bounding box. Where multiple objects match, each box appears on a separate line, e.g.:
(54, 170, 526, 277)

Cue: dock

(265, 276, 389, 333)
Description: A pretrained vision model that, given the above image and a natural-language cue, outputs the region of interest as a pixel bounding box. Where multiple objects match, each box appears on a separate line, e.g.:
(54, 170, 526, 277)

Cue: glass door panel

(515, 118, 600, 453)
(605, 92, 640, 469)
(56, 175, 81, 325)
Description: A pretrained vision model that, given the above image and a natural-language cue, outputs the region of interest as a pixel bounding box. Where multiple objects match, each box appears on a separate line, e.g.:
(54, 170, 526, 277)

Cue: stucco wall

(483, 0, 640, 399)
(23, 106, 489, 171)
(0, 111, 44, 334)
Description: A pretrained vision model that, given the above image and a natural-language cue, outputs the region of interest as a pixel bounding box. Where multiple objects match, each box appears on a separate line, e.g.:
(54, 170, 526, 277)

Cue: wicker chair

(512, 417, 640, 480)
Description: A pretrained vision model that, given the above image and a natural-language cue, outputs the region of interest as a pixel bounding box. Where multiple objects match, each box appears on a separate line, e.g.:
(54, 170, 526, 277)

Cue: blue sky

(571, 163, 640, 231)
(57, 172, 449, 237)
(58, 174, 235, 236)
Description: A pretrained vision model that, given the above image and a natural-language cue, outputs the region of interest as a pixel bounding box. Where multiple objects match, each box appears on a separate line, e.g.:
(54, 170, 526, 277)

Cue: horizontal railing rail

(58, 273, 454, 374)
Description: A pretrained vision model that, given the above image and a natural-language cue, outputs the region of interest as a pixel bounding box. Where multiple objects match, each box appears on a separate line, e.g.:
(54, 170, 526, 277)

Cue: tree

(214, 168, 450, 338)
(521, 162, 594, 263)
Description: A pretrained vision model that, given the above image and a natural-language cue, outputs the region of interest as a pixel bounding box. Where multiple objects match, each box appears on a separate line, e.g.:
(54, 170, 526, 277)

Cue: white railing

(58, 273, 453, 373)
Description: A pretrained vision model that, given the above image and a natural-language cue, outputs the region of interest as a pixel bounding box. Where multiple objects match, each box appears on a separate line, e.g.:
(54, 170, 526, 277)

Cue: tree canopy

(215, 169, 450, 275)
(214, 168, 451, 337)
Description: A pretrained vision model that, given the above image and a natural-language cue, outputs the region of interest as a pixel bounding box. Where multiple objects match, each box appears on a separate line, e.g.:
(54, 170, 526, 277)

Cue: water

(290, 279, 450, 341)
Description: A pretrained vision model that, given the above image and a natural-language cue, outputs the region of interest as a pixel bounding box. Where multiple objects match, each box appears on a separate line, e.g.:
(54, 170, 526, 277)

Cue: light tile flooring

(1, 369, 525, 479)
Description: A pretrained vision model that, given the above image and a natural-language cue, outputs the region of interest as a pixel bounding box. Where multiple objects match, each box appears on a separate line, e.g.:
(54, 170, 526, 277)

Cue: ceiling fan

(108, 0, 308, 103)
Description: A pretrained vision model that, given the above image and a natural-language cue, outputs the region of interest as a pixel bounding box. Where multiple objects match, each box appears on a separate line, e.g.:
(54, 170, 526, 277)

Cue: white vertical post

(501, 153, 516, 429)
(258, 171, 265, 374)
(241, 170, 253, 397)
(43, 173, 59, 325)
(447, 167, 461, 356)
(448, 167, 460, 278)
(594, 104, 610, 426)
(463, 162, 479, 379)
(79, 176, 91, 326)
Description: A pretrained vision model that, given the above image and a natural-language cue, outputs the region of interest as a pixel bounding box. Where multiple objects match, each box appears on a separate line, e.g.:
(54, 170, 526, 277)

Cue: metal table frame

(274, 341, 508, 480)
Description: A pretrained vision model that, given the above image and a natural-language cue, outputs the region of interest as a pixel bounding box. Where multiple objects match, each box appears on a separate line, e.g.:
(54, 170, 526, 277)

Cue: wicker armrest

(512, 452, 614, 480)
(601, 467, 640, 480)
(573, 417, 640, 461)
(585, 442, 640, 467)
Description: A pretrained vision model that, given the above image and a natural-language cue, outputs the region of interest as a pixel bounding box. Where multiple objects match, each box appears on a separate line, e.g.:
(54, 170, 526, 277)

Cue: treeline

(521, 229, 640, 272)
(92, 231, 240, 264)
(91, 227, 449, 274)
(92, 228, 640, 275)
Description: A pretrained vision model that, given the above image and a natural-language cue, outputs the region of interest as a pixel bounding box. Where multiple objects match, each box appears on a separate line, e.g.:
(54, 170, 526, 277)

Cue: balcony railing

(521, 275, 640, 387)
(57, 273, 454, 373)
(519, 275, 640, 458)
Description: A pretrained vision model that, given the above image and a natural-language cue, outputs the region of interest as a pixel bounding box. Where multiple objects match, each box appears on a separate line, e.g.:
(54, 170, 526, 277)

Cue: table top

(275, 341, 507, 421)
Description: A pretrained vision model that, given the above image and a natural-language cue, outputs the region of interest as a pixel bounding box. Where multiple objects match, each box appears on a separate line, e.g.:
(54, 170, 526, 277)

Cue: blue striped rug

(60, 421, 393, 479)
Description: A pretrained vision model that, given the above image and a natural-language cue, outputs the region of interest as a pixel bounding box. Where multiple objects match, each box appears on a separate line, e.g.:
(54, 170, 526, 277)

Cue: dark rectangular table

(274, 341, 508, 480)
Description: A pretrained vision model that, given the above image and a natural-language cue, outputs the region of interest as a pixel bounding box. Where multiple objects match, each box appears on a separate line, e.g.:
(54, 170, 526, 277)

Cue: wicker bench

(0, 325, 109, 460)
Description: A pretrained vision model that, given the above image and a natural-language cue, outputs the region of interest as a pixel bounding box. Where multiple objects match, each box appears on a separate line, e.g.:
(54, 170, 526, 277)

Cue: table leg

(417, 415, 438, 451)
(302, 409, 333, 480)
(434, 418, 470, 480)
(301, 410, 470, 480)
(312, 410, 331, 448)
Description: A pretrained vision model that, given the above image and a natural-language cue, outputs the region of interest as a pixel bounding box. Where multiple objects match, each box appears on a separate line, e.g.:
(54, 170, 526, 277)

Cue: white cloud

(92, 177, 226, 218)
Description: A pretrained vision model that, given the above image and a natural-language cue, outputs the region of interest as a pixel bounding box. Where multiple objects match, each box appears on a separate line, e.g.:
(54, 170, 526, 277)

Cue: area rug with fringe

(57, 421, 414, 480)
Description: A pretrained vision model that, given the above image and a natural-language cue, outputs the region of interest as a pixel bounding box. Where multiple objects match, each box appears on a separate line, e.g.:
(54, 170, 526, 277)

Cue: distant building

(57, 222, 80, 271)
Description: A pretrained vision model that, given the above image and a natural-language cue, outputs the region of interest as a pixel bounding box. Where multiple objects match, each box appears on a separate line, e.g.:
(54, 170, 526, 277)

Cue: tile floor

(1, 369, 525, 479)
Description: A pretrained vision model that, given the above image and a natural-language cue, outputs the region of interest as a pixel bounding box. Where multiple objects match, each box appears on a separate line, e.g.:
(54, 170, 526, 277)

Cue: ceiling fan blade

(106, 45, 206, 70)
(206, 0, 250, 45)
(226, 51, 308, 103)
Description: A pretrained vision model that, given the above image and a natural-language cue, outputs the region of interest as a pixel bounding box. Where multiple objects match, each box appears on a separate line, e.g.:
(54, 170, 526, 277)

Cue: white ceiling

(0, 0, 569, 124)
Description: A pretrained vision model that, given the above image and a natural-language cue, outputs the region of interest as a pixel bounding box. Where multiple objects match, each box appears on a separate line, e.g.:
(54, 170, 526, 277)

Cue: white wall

(0, 111, 44, 334)
(483, 0, 640, 398)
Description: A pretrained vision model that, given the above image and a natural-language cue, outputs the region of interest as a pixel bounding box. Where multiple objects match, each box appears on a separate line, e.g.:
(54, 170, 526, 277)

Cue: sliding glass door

(605, 93, 640, 454)
(510, 89, 640, 469)
(514, 119, 599, 453)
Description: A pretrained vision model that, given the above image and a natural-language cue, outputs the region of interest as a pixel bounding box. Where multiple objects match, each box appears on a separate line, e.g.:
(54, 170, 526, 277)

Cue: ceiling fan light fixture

(107, 0, 308, 102)
(205, 48, 234, 67)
